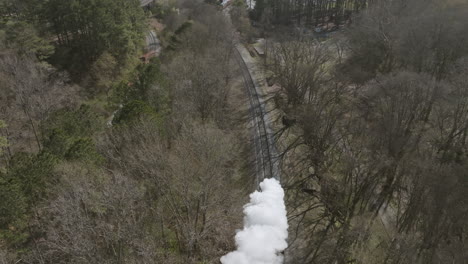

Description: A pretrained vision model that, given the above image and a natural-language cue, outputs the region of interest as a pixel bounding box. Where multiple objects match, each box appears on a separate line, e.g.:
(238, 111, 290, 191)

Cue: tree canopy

(43, 0, 146, 75)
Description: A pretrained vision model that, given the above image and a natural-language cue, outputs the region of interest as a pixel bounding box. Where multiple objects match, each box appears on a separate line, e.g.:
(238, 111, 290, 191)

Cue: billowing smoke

(221, 178, 288, 264)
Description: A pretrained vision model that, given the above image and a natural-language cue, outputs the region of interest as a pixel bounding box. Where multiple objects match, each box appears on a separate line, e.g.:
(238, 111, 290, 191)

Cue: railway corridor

(234, 44, 281, 186)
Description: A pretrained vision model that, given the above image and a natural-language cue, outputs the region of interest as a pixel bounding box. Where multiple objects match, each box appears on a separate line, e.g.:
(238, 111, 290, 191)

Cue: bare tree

(162, 123, 242, 259)
(0, 53, 78, 154)
(269, 39, 331, 106)
(27, 163, 155, 264)
(99, 119, 244, 262)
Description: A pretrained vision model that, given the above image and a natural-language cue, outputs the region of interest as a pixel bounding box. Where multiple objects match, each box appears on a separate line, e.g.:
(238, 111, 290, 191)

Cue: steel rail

(234, 47, 278, 185)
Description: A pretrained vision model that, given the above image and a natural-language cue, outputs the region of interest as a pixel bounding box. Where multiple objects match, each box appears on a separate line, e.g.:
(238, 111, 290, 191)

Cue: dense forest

(0, 0, 248, 262)
(262, 0, 468, 263)
(250, 0, 368, 26)
(1, 0, 468, 263)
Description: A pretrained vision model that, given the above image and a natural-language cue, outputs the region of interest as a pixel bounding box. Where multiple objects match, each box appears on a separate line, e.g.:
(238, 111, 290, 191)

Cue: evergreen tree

(42, 0, 146, 74)
(250, 0, 266, 21)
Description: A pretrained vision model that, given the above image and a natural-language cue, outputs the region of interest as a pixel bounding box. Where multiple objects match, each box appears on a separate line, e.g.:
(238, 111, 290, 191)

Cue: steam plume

(221, 178, 288, 264)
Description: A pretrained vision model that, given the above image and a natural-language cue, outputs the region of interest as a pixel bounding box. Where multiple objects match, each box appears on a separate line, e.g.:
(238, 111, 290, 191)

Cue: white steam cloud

(221, 178, 288, 264)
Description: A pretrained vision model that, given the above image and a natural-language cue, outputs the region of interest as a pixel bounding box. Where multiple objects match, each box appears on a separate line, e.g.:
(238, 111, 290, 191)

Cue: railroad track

(234, 46, 280, 186)
(146, 30, 161, 53)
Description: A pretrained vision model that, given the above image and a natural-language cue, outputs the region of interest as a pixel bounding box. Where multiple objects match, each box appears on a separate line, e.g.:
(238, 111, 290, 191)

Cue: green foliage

(7, 152, 57, 204)
(113, 61, 170, 115)
(0, 151, 56, 246)
(0, 173, 27, 229)
(0, 216, 29, 246)
(150, 3, 170, 19)
(205, 0, 221, 5)
(88, 51, 118, 95)
(168, 21, 193, 50)
(250, 0, 265, 21)
(232, 0, 246, 7)
(0, 0, 44, 21)
(133, 62, 166, 101)
(65, 138, 103, 162)
(2, 20, 54, 60)
(42, 105, 103, 163)
(43, 0, 146, 75)
(0, 107, 103, 246)
(43, 105, 102, 139)
(174, 21, 193, 35)
(0, 0, 14, 17)
(112, 100, 161, 125)
(43, 129, 74, 157)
